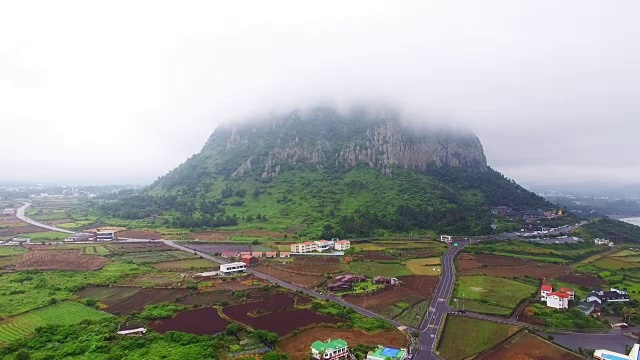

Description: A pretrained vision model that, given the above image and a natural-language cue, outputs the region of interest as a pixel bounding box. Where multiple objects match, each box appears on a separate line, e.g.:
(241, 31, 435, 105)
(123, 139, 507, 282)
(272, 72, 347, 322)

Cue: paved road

(16, 203, 75, 234)
(416, 241, 470, 359)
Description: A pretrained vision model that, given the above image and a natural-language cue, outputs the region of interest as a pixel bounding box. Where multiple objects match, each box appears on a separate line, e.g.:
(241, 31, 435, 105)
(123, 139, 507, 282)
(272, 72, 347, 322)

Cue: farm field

(476, 331, 581, 360)
(16, 250, 110, 270)
(437, 316, 519, 360)
(254, 265, 326, 287)
(0, 302, 112, 345)
(348, 261, 413, 277)
(0, 225, 49, 237)
(0, 254, 23, 267)
(398, 275, 439, 298)
(556, 272, 607, 287)
(405, 257, 442, 275)
(20, 231, 69, 240)
(82, 245, 110, 255)
(76, 286, 142, 305)
(0, 261, 147, 317)
(452, 276, 537, 315)
(116, 229, 163, 239)
(277, 326, 408, 359)
(105, 289, 194, 315)
(0, 246, 27, 256)
(183, 242, 273, 254)
(152, 258, 216, 270)
(114, 249, 200, 264)
(221, 294, 344, 335)
(394, 300, 429, 327)
(178, 291, 237, 306)
(57, 220, 94, 229)
(456, 254, 570, 279)
(149, 307, 230, 335)
(118, 272, 185, 288)
(188, 229, 284, 241)
(464, 240, 607, 264)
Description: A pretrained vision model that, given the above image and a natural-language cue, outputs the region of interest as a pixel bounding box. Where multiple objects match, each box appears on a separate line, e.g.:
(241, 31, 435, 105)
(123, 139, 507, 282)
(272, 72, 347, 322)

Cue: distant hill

(99, 106, 553, 238)
(575, 218, 640, 243)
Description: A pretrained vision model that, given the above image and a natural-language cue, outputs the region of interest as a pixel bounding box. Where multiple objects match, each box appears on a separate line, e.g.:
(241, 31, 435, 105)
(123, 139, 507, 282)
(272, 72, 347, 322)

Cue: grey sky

(1, 1, 638, 187)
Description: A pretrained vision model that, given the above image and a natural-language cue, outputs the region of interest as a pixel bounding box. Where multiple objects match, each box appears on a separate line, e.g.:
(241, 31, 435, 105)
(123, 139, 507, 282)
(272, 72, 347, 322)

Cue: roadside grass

(452, 276, 537, 316)
(348, 261, 413, 277)
(0, 301, 112, 344)
(525, 303, 605, 329)
(151, 258, 215, 270)
(22, 231, 69, 240)
(405, 258, 442, 275)
(395, 301, 429, 328)
(0, 246, 27, 256)
(57, 221, 94, 229)
(437, 316, 519, 360)
(0, 261, 150, 317)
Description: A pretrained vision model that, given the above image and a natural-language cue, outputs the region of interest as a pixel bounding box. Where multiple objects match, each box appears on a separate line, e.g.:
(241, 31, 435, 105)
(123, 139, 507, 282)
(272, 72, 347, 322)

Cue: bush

(140, 303, 186, 320)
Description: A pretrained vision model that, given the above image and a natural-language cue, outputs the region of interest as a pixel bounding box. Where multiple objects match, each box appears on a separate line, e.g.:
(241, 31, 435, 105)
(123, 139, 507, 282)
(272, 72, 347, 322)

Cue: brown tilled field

(116, 229, 163, 239)
(343, 286, 418, 309)
(178, 292, 237, 306)
(16, 250, 110, 270)
(212, 276, 268, 291)
(278, 327, 408, 359)
(556, 272, 607, 287)
(456, 254, 570, 279)
(0, 225, 46, 237)
(476, 331, 581, 360)
(398, 275, 439, 298)
(0, 217, 27, 227)
(254, 265, 326, 287)
(106, 288, 194, 315)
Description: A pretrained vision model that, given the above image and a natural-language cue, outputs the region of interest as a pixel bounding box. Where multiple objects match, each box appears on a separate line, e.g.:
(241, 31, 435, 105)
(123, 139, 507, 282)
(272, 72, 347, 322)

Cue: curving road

(16, 203, 75, 234)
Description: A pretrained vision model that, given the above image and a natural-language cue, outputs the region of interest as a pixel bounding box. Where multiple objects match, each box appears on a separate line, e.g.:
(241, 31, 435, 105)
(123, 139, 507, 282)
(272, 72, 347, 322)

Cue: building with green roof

(366, 345, 408, 360)
(311, 338, 350, 360)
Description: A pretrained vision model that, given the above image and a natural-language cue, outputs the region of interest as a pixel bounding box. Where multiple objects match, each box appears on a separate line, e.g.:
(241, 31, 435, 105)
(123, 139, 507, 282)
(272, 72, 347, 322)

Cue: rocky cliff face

(198, 106, 487, 179)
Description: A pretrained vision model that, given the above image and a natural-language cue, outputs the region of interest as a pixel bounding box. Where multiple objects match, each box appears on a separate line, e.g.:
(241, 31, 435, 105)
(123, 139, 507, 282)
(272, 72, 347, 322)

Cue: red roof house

(541, 284, 553, 292)
(241, 255, 259, 266)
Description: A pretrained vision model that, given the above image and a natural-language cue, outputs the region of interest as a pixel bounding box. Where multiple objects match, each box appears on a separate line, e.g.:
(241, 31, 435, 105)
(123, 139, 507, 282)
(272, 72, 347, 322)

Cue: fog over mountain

(1, 1, 639, 186)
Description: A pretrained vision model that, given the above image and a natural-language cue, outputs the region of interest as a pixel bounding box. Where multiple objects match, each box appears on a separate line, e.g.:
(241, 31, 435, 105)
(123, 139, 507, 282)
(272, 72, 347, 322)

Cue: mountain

(100, 106, 553, 238)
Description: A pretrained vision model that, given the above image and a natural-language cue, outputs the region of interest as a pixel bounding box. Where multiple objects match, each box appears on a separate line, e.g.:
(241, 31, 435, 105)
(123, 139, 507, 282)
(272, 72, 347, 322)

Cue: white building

(291, 242, 318, 253)
(594, 344, 639, 360)
(440, 235, 452, 243)
(546, 292, 569, 309)
(219, 262, 246, 275)
(335, 240, 351, 251)
(540, 284, 552, 300)
(95, 230, 116, 241)
(314, 240, 333, 251)
(594, 238, 613, 246)
(2, 208, 14, 215)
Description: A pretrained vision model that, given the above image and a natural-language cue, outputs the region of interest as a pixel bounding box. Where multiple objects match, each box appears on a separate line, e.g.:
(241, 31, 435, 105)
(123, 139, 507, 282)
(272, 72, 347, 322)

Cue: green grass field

(151, 258, 216, 270)
(405, 258, 442, 275)
(592, 257, 640, 270)
(114, 250, 199, 264)
(0, 261, 150, 317)
(0, 301, 113, 344)
(82, 245, 110, 255)
(465, 240, 607, 264)
(0, 246, 27, 256)
(76, 287, 141, 304)
(22, 231, 69, 240)
(348, 261, 413, 277)
(437, 316, 519, 360)
(452, 276, 537, 316)
(395, 300, 429, 327)
(57, 221, 94, 229)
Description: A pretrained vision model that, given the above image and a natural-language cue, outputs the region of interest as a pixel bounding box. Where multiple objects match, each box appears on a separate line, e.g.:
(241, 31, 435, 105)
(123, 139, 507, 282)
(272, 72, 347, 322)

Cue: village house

(2, 208, 15, 216)
(327, 274, 367, 292)
(251, 251, 263, 258)
(492, 206, 514, 216)
(94, 229, 116, 241)
(327, 281, 353, 292)
(221, 251, 238, 259)
(366, 346, 409, 360)
(522, 211, 543, 221)
(264, 251, 277, 258)
(311, 339, 351, 360)
(594, 238, 614, 246)
(587, 288, 630, 304)
(372, 276, 399, 286)
(540, 284, 553, 300)
(219, 262, 246, 275)
(575, 300, 601, 315)
(239, 251, 251, 257)
(558, 287, 575, 300)
(279, 252, 291, 258)
(241, 255, 259, 267)
(440, 235, 452, 243)
(334, 240, 351, 251)
(546, 292, 570, 309)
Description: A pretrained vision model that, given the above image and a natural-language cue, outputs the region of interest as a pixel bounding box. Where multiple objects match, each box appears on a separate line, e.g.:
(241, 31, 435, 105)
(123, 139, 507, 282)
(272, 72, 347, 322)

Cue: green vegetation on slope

(465, 240, 607, 264)
(437, 316, 519, 360)
(575, 218, 640, 243)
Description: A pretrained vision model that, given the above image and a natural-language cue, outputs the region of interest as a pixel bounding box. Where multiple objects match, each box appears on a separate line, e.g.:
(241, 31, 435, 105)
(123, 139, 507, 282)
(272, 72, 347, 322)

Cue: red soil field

(278, 326, 408, 359)
(209, 275, 268, 291)
(16, 250, 110, 270)
(222, 294, 344, 335)
(0, 225, 46, 237)
(106, 289, 194, 315)
(149, 307, 230, 335)
(178, 292, 237, 306)
(476, 331, 581, 360)
(556, 273, 607, 287)
(344, 286, 419, 309)
(116, 229, 163, 239)
(398, 275, 439, 298)
(456, 254, 570, 279)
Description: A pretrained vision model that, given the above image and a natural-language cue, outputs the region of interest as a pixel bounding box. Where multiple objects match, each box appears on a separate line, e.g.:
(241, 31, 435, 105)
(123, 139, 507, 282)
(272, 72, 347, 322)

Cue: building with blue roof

(594, 344, 639, 360)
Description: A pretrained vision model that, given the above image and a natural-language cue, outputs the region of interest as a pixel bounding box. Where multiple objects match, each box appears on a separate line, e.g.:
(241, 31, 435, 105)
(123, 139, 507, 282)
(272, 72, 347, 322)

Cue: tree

(252, 330, 278, 347)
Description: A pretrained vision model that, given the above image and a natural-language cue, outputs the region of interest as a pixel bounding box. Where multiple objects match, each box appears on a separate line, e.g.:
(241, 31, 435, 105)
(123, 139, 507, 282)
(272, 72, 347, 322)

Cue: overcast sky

(1, 1, 638, 187)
